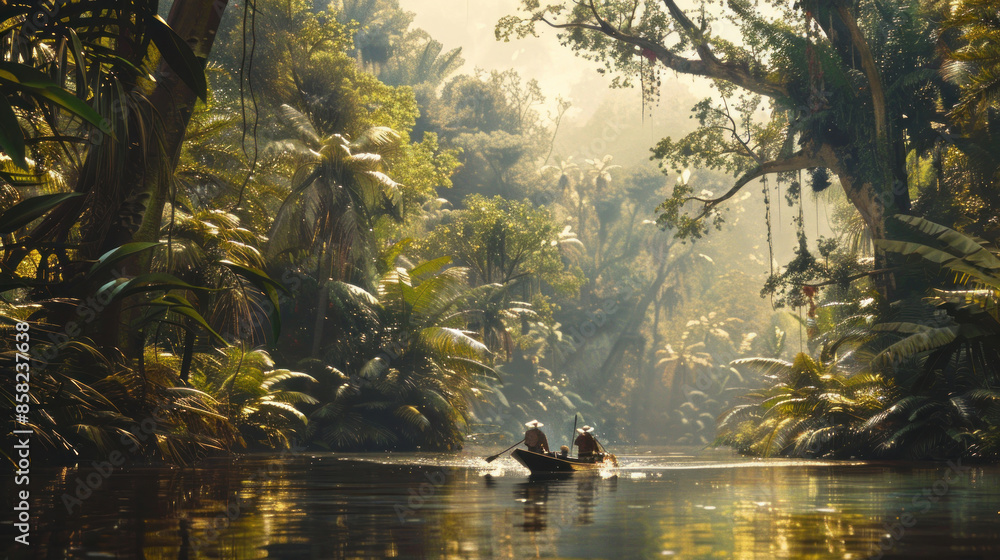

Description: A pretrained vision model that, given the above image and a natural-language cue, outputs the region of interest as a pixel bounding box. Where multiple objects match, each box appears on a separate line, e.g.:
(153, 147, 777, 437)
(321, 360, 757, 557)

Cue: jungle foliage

(499, 0, 1000, 459)
(5, 0, 1000, 465)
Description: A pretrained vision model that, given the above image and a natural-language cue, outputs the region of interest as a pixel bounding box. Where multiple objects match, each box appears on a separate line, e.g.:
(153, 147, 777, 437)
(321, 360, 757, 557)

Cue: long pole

(570, 413, 578, 452)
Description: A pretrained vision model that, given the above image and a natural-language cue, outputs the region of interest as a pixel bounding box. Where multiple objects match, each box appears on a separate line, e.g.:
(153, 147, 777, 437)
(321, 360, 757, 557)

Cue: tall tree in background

(267, 104, 402, 357)
(499, 0, 955, 298)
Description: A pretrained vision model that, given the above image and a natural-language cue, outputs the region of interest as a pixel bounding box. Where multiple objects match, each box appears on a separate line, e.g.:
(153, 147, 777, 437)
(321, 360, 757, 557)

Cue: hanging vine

(638, 45, 661, 121)
(762, 175, 774, 286)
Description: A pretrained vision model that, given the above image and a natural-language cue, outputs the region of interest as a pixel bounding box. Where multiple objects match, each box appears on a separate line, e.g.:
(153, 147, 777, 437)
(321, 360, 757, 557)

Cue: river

(3, 447, 999, 559)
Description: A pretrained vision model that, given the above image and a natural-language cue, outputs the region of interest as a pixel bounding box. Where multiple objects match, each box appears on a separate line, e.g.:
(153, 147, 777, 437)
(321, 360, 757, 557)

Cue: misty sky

(394, 0, 829, 262)
(396, 0, 711, 120)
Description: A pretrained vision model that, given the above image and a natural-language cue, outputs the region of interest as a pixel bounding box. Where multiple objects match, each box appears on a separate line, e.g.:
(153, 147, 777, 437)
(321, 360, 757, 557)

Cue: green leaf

(877, 239, 1000, 290)
(381, 237, 413, 270)
(395, 405, 431, 431)
(88, 242, 161, 278)
(100, 272, 214, 302)
(0, 61, 58, 88)
(0, 62, 110, 134)
(256, 400, 309, 424)
(0, 94, 26, 169)
(0, 192, 83, 234)
(147, 293, 228, 344)
(873, 326, 960, 368)
(730, 357, 793, 378)
(420, 326, 490, 357)
(147, 15, 208, 101)
(261, 370, 317, 391)
(892, 214, 1000, 270)
(66, 28, 90, 99)
(220, 260, 288, 294)
(408, 255, 452, 282)
(33, 85, 111, 133)
(220, 261, 286, 340)
(0, 7, 30, 23)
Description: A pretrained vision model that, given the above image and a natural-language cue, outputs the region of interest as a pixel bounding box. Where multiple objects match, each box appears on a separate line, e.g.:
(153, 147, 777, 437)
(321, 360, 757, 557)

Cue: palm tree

(267, 104, 402, 357)
(555, 224, 586, 264)
(931, 0, 1000, 233)
(0, 331, 241, 464)
(153, 207, 272, 341)
(855, 215, 1000, 459)
(461, 281, 536, 360)
(529, 321, 575, 370)
(173, 87, 290, 235)
(541, 156, 580, 194)
(874, 215, 1000, 377)
(190, 346, 317, 449)
(584, 155, 621, 267)
(718, 349, 893, 457)
(331, 0, 409, 69)
(657, 314, 754, 445)
(943, 0, 1000, 126)
(378, 31, 464, 87)
(585, 155, 621, 198)
(306, 258, 495, 450)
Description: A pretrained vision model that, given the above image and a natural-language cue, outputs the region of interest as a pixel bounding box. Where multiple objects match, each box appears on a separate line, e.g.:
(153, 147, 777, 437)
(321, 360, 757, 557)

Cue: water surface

(4, 447, 1000, 559)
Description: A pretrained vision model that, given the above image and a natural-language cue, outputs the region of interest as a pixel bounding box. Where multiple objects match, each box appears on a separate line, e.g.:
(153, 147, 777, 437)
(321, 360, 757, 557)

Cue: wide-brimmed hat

(576, 425, 594, 434)
(525, 420, 544, 428)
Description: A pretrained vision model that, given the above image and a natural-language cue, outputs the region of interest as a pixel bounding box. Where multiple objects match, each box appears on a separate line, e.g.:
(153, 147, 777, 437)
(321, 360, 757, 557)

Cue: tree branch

(686, 149, 824, 221)
(717, 97, 763, 164)
(660, 0, 718, 63)
(537, 8, 787, 100)
(804, 267, 900, 289)
(658, 0, 786, 98)
(832, 2, 887, 145)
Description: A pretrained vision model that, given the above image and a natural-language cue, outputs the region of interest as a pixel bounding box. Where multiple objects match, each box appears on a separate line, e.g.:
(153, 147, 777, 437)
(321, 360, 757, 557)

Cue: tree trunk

(312, 243, 334, 358)
(116, 0, 230, 354)
(823, 142, 908, 300)
(130, 0, 230, 248)
(594, 250, 673, 391)
(3, 2, 228, 273)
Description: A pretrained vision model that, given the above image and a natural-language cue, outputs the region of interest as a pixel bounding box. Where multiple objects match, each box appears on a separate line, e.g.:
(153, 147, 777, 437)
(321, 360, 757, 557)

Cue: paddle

(485, 438, 525, 463)
(594, 436, 619, 467)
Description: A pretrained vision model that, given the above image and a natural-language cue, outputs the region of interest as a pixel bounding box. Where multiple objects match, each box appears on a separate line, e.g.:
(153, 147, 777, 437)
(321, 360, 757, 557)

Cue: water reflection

(4, 450, 1000, 559)
(508, 472, 615, 533)
(515, 479, 550, 532)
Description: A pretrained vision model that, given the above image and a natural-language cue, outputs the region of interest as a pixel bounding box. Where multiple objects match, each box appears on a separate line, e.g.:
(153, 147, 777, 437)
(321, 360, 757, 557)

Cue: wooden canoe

(511, 448, 611, 473)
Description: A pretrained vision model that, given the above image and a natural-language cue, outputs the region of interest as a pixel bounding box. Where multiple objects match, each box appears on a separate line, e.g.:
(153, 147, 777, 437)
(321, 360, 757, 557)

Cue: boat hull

(511, 448, 606, 473)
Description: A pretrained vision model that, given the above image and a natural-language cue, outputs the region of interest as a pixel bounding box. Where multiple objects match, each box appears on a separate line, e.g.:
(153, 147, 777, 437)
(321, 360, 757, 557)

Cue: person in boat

(574, 425, 598, 460)
(524, 420, 549, 454)
(558, 445, 570, 459)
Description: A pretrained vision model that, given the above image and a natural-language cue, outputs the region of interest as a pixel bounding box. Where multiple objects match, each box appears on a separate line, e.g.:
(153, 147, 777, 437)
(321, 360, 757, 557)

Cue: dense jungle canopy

(2, 0, 1000, 465)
